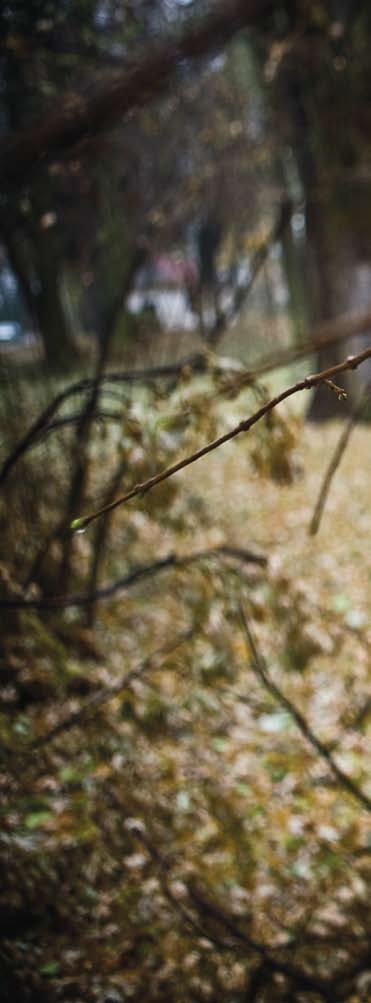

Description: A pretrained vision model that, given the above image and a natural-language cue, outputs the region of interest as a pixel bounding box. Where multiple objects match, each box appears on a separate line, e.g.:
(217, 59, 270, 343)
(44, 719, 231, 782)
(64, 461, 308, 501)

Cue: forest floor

(1, 359, 370, 1002)
(192, 417, 371, 618)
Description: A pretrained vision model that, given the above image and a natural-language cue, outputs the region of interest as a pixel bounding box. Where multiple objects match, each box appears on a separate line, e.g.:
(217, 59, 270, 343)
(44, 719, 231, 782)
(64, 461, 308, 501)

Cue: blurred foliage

(1, 2, 371, 1001)
(0, 363, 370, 1002)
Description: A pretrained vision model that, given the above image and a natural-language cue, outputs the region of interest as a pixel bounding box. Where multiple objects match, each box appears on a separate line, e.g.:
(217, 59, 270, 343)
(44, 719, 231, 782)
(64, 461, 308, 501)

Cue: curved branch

(187, 883, 334, 1000)
(130, 828, 334, 1000)
(0, 354, 207, 487)
(29, 630, 192, 752)
(72, 347, 371, 532)
(0, 544, 266, 610)
(2, 307, 371, 488)
(34, 410, 122, 444)
(239, 604, 371, 812)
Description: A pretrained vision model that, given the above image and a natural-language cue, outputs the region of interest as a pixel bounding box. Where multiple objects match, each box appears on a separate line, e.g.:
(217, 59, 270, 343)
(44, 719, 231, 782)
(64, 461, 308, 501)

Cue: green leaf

(25, 811, 52, 830)
(40, 961, 60, 977)
(234, 782, 251, 796)
(59, 765, 82, 784)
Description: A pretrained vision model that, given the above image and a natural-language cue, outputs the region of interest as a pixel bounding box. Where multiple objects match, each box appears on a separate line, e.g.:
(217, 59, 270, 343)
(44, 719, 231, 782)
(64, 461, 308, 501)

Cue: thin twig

(187, 883, 334, 1000)
(35, 409, 122, 442)
(18, 631, 192, 757)
(0, 355, 214, 487)
(0, 384, 82, 487)
(129, 825, 334, 1000)
(85, 453, 129, 627)
(309, 384, 370, 535)
(2, 307, 371, 488)
(239, 604, 371, 812)
(72, 348, 371, 532)
(0, 545, 266, 610)
(59, 247, 146, 591)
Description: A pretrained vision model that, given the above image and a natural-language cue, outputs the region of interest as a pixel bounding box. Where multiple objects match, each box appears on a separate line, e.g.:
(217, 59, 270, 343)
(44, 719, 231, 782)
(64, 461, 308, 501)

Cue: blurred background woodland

(0, 3, 370, 1002)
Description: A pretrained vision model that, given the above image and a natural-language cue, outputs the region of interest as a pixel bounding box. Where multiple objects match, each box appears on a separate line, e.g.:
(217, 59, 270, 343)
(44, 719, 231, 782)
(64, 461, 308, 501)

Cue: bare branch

(309, 385, 370, 535)
(3, 634, 191, 789)
(59, 246, 147, 592)
(72, 347, 371, 532)
(231, 305, 371, 388)
(187, 883, 334, 1000)
(0, 544, 266, 610)
(0, 354, 209, 487)
(2, 307, 371, 488)
(239, 604, 371, 812)
(85, 453, 129, 627)
(34, 410, 122, 443)
(28, 630, 191, 753)
(130, 826, 334, 1000)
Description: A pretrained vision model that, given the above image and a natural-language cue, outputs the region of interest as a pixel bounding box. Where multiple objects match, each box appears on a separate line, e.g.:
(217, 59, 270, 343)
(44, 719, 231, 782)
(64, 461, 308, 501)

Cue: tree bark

(0, 201, 80, 369)
(272, 31, 371, 419)
(31, 223, 78, 369)
(306, 188, 371, 420)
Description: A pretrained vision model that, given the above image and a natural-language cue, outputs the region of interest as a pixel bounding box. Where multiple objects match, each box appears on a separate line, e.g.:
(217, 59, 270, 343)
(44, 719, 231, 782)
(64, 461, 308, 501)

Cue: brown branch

(212, 305, 371, 397)
(84, 431, 262, 628)
(309, 385, 370, 535)
(59, 246, 147, 591)
(246, 961, 272, 1003)
(0, 545, 266, 610)
(2, 305, 371, 489)
(27, 630, 191, 754)
(34, 410, 122, 443)
(0, 0, 275, 187)
(253, 307, 371, 378)
(129, 825, 227, 951)
(187, 884, 334, 1000)
(130, 826, 333, 1000)
(72, 347, 371, 532)
(0, 385, 83, 487)
(85, 453, 129, 628)
(0, 354, 209, 488)
(21, 248, 146, 592)
(4, 555, 176, 610)
(239, 604, 371, 812)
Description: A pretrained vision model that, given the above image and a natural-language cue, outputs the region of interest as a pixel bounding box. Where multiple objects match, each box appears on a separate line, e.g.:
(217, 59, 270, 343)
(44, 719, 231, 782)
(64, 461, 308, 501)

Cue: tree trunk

(306, 190, 371, 420)
(34, 245, 76, 368)
(30, 209, 80, 369)
(272, 38, 371, 419)
(1, 210, 80, 369)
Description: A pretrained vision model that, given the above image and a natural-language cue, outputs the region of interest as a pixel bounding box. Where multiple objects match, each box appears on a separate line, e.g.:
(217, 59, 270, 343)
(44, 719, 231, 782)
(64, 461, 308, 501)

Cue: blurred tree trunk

(304, 192, 351, 419)
(1, 204, 79, 368)
(272, 19, 371, 419)
(305, 188, 371, 419)
(31, 223, 78, 368)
